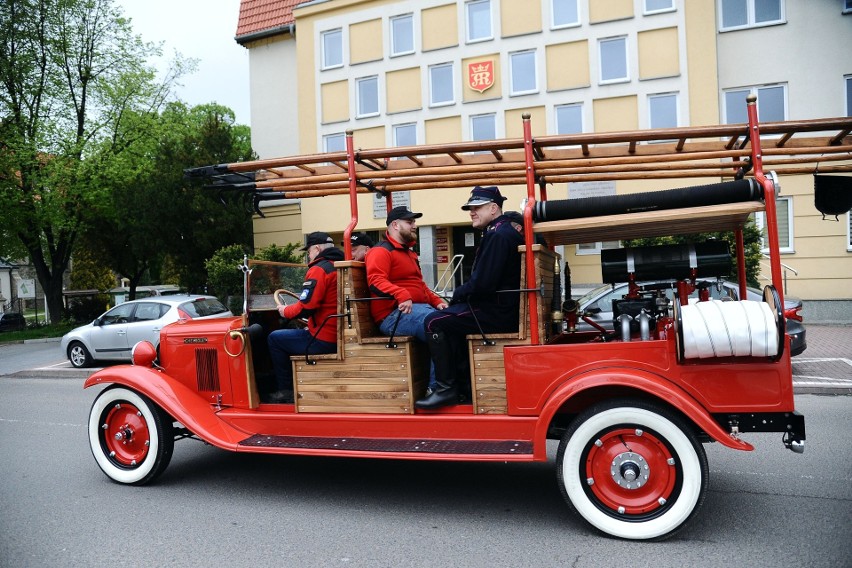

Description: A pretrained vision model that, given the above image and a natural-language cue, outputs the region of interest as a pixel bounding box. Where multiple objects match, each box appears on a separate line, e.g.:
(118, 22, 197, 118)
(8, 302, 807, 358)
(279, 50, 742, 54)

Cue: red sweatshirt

(365, 234, 444, 322)
(282, 248, 343, 344)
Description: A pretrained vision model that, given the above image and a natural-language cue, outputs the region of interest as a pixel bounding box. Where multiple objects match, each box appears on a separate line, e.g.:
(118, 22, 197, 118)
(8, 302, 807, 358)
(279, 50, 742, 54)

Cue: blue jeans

(379, 303, 437, 390)
(267, 329, 336, 391)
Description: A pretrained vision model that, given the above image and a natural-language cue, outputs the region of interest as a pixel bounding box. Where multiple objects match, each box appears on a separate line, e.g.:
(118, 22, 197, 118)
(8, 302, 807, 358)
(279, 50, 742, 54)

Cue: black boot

(415, 331, 458, 409)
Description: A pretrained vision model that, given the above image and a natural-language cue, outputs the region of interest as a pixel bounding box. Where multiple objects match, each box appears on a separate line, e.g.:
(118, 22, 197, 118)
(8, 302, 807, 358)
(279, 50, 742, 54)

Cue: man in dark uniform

(266, 231, 344, 403)
(417, 186, 525, 409)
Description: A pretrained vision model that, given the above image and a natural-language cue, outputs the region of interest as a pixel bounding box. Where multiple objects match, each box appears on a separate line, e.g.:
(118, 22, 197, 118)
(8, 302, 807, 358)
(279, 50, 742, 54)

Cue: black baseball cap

(346, 232, 375, 247)
(386, 206, 423, 226)
(301, 231, 333, 250)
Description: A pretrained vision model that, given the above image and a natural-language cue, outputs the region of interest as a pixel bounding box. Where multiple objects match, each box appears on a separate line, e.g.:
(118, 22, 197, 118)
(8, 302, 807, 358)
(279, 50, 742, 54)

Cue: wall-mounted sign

(468, 60, 495, 93)
(372, 191, 411, 219)
(437, 255, 448, 263)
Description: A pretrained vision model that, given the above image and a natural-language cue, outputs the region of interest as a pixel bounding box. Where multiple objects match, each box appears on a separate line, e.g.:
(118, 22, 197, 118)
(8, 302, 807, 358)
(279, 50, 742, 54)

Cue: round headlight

(131, 340, 157, 367)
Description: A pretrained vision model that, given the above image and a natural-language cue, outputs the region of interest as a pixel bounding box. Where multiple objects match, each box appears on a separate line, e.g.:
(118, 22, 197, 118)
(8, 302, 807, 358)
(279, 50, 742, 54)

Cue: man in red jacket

(366, 206, 448, 391)
(266, 231, 344, 403)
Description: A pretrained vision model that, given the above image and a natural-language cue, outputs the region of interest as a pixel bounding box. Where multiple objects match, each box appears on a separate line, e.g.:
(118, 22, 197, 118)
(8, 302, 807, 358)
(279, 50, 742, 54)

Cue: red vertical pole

(343, 130, 358, 260)
(522, 113, 540, 345)
(746, 94, 784, 305)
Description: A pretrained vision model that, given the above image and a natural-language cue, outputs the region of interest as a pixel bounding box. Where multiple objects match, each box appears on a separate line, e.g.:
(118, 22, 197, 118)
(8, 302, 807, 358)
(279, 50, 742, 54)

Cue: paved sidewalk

(790, 324, 852, 395)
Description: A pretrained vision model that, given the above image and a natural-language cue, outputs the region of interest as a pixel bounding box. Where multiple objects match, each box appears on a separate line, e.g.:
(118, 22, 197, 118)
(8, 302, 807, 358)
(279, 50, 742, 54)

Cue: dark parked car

(0, 312, 26, 332)
(575, 279, 806, 356)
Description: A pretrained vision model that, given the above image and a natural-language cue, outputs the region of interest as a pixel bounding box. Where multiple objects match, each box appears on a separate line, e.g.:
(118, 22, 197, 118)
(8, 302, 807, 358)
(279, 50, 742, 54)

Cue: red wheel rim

(101, 402, 150, 467)
(584, 427, 677, 516)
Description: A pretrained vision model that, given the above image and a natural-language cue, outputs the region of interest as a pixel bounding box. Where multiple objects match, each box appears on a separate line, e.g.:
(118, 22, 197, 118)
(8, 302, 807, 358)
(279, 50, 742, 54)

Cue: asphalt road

(0, 377, 850, 567)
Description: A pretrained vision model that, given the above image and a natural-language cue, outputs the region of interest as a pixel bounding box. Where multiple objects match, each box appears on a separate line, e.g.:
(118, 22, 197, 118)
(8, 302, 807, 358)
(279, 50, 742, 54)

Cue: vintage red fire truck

(84, 97, 852, 540)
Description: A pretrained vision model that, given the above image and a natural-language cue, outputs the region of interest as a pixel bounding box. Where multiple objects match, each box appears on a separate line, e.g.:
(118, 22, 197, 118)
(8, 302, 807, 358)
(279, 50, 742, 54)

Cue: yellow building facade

(238, 0, 852, 321)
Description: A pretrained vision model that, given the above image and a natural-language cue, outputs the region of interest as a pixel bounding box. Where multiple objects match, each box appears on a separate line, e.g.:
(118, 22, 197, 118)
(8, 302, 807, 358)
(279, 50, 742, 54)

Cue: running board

(239, 435, 533, 455)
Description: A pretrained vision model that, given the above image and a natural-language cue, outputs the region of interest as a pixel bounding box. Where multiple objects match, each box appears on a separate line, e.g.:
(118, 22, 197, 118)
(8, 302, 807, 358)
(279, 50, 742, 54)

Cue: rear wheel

(556, 399, 708, 540)
(88, 386, 174, 485)
(68, 341, 92, 368)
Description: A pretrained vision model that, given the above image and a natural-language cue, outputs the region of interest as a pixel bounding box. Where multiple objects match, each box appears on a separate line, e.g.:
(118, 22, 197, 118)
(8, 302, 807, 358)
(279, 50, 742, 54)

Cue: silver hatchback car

(60, 295, 232, 368)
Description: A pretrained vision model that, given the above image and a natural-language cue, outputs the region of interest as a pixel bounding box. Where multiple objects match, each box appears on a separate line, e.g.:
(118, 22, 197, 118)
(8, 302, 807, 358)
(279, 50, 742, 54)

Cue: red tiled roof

(235, 0, 312, 40)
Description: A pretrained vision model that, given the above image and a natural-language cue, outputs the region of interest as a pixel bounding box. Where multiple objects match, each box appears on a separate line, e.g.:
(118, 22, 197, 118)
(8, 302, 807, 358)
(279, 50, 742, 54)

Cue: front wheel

(88, 386, 174, 485)
(556, 399, 708, 540)
(68, 341, 92, 368)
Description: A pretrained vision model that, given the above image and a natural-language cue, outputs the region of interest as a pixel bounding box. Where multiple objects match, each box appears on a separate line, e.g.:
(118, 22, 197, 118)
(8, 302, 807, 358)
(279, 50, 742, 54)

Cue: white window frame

(356, 76, 380, 118)
(576, 241, 621, 256)
(321, 29, 343, 70)
(723, 84, 787, 124)
(649, 92, 679, 130)
(644, 0, 675, 14)
(551, 0, 580, 29)
(599, 36, 629, 84)
(509, 50, 538, 96)
(755, 196, 794, 254)
(719, 0, 784, 31)
(393, 123, 417, 147)
(847, 212, 852, 252)
(429, 63, 455, 107)
(323, 133, 345, 153)
(555, 103, 583, 135)
(465, 0, 493, 44)
(390, 14, 414, 57)
(470, 113, 497, 142)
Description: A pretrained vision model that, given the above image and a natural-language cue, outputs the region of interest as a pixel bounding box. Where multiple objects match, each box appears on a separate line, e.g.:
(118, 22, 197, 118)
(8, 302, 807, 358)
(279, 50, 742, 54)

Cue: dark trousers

(423, 302, 518, 390)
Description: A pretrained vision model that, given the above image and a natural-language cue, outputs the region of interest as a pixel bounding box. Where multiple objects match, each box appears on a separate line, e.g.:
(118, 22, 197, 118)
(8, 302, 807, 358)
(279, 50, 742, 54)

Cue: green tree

(82, 102, 256, 300)
(0, 0, 190, 322)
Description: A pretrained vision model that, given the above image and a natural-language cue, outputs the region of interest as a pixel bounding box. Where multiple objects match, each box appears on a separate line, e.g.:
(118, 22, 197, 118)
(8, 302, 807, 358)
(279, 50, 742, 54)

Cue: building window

(576, 241, 621, 255)
(719, 0, 783, 31)
(471, 113, 497, 141)
(599, 36, 628, 84)
(321, 29, 343, 69)
(724, 84, 786, 124)
(845, 75, 852, 116)
(510, 50, 538, 96)
(466, 0, 492, 43)
(847, 212, 852, 252)
(356, 76, 379, 117)
(845, 0, 852, 14)
(649, 93, 678, 129)
(756, 196, 794, 253)
(393, 123, 417, 147)
(552, 0, 579, 28)
(390, 14, 414, 56)
(429, 63, 454, 107)
(555, 103, 583, 134)
(645, 0, 675, 13)
(323, 133, 345, 153)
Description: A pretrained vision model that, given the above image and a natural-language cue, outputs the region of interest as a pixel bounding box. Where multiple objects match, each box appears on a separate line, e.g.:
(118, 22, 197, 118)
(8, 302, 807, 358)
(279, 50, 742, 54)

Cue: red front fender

(533, 368, 754, 456)
(84, 366, 249, 451)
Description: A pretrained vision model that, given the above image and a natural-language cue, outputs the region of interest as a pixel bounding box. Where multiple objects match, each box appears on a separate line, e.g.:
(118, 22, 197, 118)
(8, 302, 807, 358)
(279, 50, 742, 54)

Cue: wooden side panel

(294, 341, 428, 414)
(519, 245, 560, 342)
(336, 261, 380, 347)
(468, 334, 530, 414)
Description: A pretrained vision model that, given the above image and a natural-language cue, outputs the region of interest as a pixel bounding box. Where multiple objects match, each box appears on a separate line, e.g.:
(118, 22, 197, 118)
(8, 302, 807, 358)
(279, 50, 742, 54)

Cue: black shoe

(415, 387, 458, 410)
(266, 389, 293, 404)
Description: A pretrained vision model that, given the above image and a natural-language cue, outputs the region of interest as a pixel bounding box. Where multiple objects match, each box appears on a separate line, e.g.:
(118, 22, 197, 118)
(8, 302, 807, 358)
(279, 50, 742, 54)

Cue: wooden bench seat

(292, 260, 429, 414)
(467, 245, 561, 414)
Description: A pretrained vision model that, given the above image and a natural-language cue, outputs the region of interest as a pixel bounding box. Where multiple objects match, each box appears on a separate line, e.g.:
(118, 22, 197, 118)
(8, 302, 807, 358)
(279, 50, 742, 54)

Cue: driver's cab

(243, 259, 429, 413)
